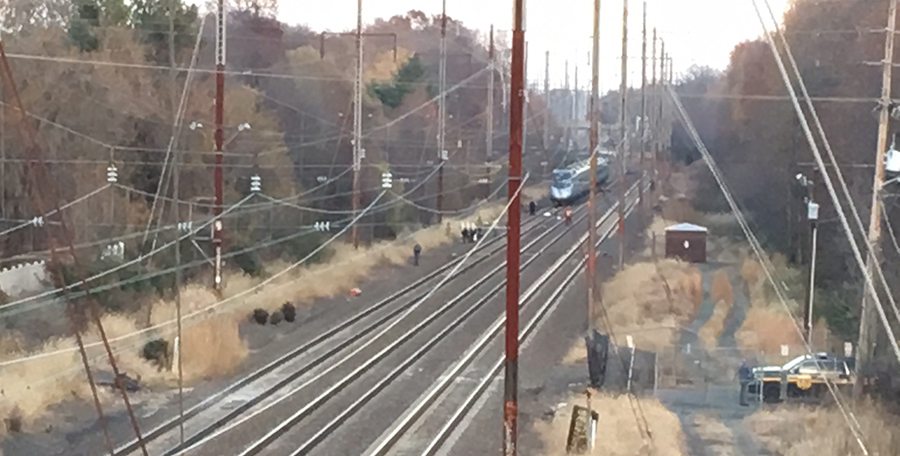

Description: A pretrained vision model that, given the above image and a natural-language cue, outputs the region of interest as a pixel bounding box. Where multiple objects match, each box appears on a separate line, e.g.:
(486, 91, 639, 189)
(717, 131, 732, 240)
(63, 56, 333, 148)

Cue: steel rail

(362, 180, 641, 456)
(112, 204, 554, 456)
(420, 190, 641, 456)
(117, 176, 624, 456)
(285, 190, 631, 456)
(220, 198, 597, 456)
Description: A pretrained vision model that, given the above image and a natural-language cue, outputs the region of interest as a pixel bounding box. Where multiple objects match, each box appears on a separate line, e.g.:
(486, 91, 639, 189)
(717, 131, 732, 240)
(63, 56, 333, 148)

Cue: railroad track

(111, 177, 627, 456)
(159, 179, 643, 456)
(365, 181, 644, 456)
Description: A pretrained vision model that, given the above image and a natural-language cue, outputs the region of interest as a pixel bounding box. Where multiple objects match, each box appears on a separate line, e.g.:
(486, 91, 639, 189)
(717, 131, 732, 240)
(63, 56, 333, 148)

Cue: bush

(281, 302, 296, 322)
(251, 308, 268, 325)
(269, 311, 283, 325)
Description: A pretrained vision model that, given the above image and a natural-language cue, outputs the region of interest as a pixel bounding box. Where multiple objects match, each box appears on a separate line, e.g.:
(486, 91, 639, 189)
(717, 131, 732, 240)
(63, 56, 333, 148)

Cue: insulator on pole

(381, 172, 393, 189)
(250, 174, 261, 192)
(106, 164, 118, 183)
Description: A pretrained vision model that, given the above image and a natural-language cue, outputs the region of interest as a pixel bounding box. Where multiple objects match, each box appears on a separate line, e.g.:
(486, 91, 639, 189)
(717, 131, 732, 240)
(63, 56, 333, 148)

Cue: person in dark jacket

(413, 244, 422, 266)
(738, 360, 752, 406)
(529, 201, 536, 216)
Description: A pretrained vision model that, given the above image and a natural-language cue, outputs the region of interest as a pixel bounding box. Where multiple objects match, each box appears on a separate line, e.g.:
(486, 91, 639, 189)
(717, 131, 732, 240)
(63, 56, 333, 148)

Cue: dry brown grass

(711, 270, 733, 306)
(691, 413, 735, 453)
(698, 302, 731, 350)
(747, 400, 900, 456)
(533, 391, 686, 456)
(0, 337, 108, 434)
(600, 260, 702, 335)
(0, 200, 508, 433)
(736, 307, 803, 360)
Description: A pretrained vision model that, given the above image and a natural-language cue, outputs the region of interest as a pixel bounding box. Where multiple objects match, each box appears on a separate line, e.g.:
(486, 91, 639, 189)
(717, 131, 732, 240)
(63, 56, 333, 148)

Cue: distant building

(664, 223, 708, 263)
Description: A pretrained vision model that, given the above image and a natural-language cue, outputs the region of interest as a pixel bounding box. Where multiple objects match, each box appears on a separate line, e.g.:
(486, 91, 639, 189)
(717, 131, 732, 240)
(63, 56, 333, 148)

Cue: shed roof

(665, 222, 708, 233)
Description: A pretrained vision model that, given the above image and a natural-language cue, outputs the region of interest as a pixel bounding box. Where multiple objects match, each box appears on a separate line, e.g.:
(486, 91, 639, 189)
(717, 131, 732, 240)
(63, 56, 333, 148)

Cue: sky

(268, 0, 791, 91)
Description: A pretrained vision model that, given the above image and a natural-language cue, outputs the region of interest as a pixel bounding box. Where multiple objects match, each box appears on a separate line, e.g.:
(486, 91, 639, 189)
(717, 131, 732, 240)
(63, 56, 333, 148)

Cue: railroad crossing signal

(250, 174, 261, 193)
(314, 221, 331, 232)
(381, 172, 393, 189)
(177, 221, 193, 232)
(106, 164, 118, 183)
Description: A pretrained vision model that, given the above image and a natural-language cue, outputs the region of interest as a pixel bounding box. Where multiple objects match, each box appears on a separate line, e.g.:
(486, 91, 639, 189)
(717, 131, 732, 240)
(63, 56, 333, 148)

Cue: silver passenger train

(549, 155, 610, 207)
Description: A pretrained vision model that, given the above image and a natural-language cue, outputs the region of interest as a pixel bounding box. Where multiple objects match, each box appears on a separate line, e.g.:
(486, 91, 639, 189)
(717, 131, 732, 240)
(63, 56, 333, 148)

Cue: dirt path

(663, 264, 770, 456)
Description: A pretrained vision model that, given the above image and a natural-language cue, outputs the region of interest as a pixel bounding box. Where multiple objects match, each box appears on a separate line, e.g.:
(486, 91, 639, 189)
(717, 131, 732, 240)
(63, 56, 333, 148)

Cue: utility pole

(574, 64, 579, 149)
(651, 29, 657, 193)
(618, 0, 629, 270)
(436, 0, 447, 223)
(659, 41, 666, 184)
(543, 50, 550, 154)
(857, 0, 898, 390)
(802, 169, 819, 344)
(587, 0, 601, 336)
(351, 0, 364, 249)
(487, 25, 495, 160)
(168, 0, 185, 446)
(505, 0, 525, 454)
(564, 60, 571, 154)
(639, 1, 647, 208)
(212, 0, 225, 293)
(523, 42, 529, 157)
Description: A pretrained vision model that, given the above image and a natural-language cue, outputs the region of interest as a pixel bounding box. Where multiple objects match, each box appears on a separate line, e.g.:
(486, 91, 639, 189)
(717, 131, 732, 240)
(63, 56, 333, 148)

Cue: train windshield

(551, 170, 572, 187)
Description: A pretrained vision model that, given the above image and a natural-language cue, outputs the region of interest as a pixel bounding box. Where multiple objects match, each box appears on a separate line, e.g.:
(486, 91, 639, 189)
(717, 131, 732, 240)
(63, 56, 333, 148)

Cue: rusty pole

(587, 0, 601, 334)
(651, 29, 657, 193)
(487, 25, 495, 160)
(504, 0, 525, 453)
(352, 0, 363, 248)
(639, 1, 647, 208)
(0, 42, 148, 456)
(436, 0, 447, 223)
(213, 0, 225, 293)
(618, 0, 629, 270)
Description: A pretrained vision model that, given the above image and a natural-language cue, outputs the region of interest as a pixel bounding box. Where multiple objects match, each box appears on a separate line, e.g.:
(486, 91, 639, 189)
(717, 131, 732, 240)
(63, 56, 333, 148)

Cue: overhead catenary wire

(752, 0, 900, 359)
(0, 177, 500, 318)
(0, 190, 387, 369)
(667, 83, 871, 455)
(0, 184, 111, 238)
(142, 13, 207, 249)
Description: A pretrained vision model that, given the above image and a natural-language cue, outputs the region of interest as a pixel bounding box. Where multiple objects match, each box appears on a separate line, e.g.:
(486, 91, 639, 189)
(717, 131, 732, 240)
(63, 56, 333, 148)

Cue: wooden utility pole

(351, 0, 363, 248)
(564, 60, 571, 154)
(213, 0, 225, 292)
(639, 1, 647, 209)
(505, 1, 526, 454)
(618, 0, 629, 270)
(574, 64, 579, 145)
(587, 0, 601, 335)
(651, 29, 657, 193)
(857, 0, 898, 392)
(803, 168, 819, 344)
(169, 0, 185, 446)
(543, 50, 551, 154)
(436, 0, 447, 223)
(487, 25, 495, 159)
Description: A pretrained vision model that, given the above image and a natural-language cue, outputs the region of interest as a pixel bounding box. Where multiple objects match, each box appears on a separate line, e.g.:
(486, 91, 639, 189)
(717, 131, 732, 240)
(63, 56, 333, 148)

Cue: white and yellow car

(747, 353, 855, 403)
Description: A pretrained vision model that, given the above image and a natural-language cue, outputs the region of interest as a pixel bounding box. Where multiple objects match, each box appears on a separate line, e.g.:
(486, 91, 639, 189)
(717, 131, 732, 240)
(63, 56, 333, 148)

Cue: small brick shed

(665, 223, 708, 263)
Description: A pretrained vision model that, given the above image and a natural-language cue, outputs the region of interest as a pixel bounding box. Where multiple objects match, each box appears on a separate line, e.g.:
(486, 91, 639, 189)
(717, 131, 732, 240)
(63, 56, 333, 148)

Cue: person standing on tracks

(738, 360, 752, 406)
(413, 243, 422, 266)
(529, 201, 536, 216)
(564, 207, 572, 226)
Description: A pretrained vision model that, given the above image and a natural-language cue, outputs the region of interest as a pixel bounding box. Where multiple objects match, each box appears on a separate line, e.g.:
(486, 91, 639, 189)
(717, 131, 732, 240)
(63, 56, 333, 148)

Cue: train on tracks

(549, 155, 611, 207)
